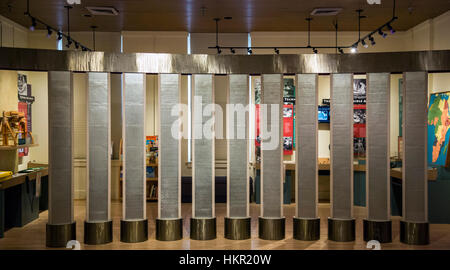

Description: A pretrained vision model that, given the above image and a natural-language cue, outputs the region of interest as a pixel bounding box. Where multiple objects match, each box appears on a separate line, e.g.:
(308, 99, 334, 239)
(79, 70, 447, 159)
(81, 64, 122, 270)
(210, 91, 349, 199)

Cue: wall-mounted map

(428, 92, 450, 166)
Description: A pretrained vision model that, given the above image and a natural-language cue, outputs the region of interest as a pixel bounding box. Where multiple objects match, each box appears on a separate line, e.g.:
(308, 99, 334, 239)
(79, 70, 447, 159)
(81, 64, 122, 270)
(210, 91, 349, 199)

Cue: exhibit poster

(17, 74, 33, 157)
(353, 79, 367, 157)
(254, 78, 295, 156)
(427, 92, 450, 166)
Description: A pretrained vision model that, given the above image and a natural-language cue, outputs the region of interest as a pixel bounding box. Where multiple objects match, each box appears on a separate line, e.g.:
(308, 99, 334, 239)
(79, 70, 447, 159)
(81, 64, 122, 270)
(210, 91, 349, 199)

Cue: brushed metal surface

(400, 220, 430, 245)
(296, 74, 318, 219)
(402, 72, 428, 223)
(84, 220, 113, 245)
(159, 74, 181, 219)
(258, 217, 286, 240)
(227, 74, 249, 218)
(48, 71, 74, 225)
(87, 72, 110, 222)
(123, 73, 146, 220)
(2, 48, 450, 74)
(46, 222, 76, 248)
(190, 217, 217, 240)
(155, 218, 183, 241)
(224, 217, 251, 240)
(330, 74, 353, 220)
(328, 218, 356, 242)
(363, 219, 392, 243)
(261, 74, 283, 218)
(192, 75, 214, 218)
(120, 219, 148, 243)
(367, 73, 391, 222)
(293, 217, 320, 241)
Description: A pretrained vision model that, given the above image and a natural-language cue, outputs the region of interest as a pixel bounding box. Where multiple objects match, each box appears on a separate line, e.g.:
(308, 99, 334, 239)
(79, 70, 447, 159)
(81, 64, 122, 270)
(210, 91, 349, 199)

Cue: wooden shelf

(0, 144, 39, 150)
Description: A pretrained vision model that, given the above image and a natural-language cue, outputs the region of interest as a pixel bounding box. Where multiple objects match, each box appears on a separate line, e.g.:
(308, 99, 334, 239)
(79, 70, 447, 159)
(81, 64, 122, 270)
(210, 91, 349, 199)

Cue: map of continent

(428, 93, 450, 165)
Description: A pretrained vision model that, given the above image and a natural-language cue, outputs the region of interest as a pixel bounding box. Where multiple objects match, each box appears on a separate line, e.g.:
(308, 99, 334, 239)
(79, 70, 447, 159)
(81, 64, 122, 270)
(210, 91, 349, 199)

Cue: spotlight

(57, 32, 63, 41)
(350, 44, 358, 54)
(361, 39, 368, 48)
(29, 17, 37, 31)
(81, 46, 87, 51)
(338, 48, 344, 54)
(75, 42, 79, 49)
(274, 48, 279, 54)
(387, 23, 396, 34)
(369, 35, 376, 46)
(230, 48, 235, 54)
(217, 47, 222, 54)
(313, 48, 318, 54)
(247, 48, 252, 55)
(378, 29, 387, 38)
(46, 26, 53, 38)
(66, 37, 72, 48)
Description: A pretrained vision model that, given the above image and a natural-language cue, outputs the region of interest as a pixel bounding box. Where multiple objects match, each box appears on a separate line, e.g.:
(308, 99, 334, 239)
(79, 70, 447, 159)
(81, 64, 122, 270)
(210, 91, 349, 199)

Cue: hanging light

(75, 42, 79, 49)
(57, 32, 63, 41)
(46, 26, 53, 38)
(378, 29, 387, 38)
(350, 44, 358, 53)
(361, 39, 369, 48)
(313, 48, 318, 54)
(66, 37, 72, 48)
(369, 35, 376, 46)
(247, 48, 252, 55)
(387, 23, 396, 34)
(29, 17, 37, 31)
(338, 48, 344, 54)
(230, 48, 235, 54)
(217, 47, 222, 54)
(274, 48, 279, 54)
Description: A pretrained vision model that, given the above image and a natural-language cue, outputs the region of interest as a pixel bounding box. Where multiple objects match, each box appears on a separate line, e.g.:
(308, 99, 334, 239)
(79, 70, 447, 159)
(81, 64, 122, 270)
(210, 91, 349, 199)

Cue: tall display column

(191, 74, 216, 240)
(364, 73, 392, 243)
(328, 73, 355, 242)
(401, 72, 429, 245)
(294, 74, 320, 241)
(259, 74, 285, 240)
(84, 72, 112, 245)
(120, 73, 148, 243)
(46, 71, 75, 247)
(156, 74, 183, 241)
(225, 75, 250, 240)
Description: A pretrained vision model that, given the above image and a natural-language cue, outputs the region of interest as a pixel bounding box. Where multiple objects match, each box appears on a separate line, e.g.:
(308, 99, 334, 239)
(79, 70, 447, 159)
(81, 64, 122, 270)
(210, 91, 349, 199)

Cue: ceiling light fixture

(46, 26, 52, 38)
(230, 48, 235, 54)
(57, 32, 63, 41)
(313, 48, 318, 54)
(378, 29, 387, 38)
(29, 17, 36, 31)
(361, 39, 368, 48)
(387, 23, 396, 34)
(338, 48, 344, 54)
(66, 37, 72, 48)
(369, 35, 376, 46)
(350, 44, 358, 53)
(247, 48, 252, 55)
(274, 48, 279, 54)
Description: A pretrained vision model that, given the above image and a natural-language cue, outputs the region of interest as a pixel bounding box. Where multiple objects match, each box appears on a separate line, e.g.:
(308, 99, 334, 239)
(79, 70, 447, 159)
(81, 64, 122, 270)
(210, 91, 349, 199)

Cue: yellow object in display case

(0, 171, 13, 179)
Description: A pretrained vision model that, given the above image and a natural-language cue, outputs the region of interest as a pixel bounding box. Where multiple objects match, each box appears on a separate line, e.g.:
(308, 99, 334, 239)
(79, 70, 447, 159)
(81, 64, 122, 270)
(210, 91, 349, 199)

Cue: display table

(390, 167, 438, 181)
(0, 167, 48, 238)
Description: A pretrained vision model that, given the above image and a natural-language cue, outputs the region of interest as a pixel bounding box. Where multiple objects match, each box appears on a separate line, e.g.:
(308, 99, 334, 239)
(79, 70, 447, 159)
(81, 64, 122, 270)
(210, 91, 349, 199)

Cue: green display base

(46, 222, 76, 248)
(328, 218, 355, 242)
(156, 218, 183, 241)
(258, 217, 285, 240)
(120, 219, 148, 243)
(224, 217, 251, 240)
(84, 220, 113, 245)
(293, 217, 320, 241)
(400, 220, 429, 245)
(190, 217, 216, 240)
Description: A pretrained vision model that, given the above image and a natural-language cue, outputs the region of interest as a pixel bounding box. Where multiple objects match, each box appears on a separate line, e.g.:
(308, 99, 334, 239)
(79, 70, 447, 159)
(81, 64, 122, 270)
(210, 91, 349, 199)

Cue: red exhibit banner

(255, 104, 294, 155)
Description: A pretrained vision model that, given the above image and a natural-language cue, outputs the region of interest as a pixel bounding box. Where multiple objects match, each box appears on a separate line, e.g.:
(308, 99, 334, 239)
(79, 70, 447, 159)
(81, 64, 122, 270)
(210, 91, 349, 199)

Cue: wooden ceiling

(1, 0, 450, 33)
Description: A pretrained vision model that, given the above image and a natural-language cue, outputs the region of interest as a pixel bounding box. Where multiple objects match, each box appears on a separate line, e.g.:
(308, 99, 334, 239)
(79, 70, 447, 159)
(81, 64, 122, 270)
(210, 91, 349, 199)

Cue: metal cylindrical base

(156, 218, 183, 241)
(46, 222, 76, 248)
(363, 219, 392, 243)
(120, 219, 148, 243)
(258, 217, 285, 240)
(84, 220, 113, 245)
(190, 217, 216, 240)
(328, 218, 355, 242)
(400, 220, 429, 245)
(224, 217, 251, 240)
(293, 217, 320, 241)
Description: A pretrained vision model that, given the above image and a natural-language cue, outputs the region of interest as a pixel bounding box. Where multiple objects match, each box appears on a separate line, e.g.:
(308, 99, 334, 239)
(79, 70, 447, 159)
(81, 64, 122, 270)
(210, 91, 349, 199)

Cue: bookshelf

(119, 136, 159, 201)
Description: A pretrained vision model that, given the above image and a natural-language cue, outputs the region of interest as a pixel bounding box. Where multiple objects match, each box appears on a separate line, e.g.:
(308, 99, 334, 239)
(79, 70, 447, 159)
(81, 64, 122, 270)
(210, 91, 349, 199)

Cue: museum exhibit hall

(1, 0, 450, 256)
